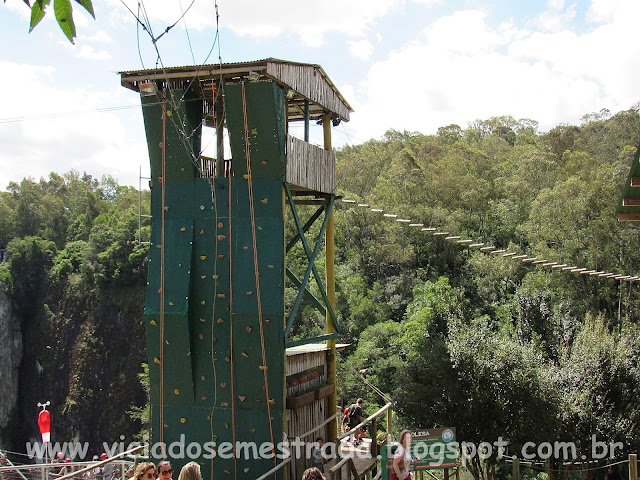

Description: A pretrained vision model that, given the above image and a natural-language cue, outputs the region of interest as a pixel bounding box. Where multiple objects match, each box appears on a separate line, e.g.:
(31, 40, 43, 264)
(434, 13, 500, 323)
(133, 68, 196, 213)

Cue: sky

(1, 0, 640, 187)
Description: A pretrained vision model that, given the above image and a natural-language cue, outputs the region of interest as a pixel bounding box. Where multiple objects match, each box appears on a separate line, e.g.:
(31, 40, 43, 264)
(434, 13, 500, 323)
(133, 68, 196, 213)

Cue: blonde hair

(399, 429, 412, 448)
(177, 462, 202, 480)
(133, 463, 156, 480)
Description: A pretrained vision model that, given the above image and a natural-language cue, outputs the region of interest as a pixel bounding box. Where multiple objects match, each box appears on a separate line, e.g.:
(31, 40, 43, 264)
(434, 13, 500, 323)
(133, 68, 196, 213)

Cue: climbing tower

(119, 59, 352, 479)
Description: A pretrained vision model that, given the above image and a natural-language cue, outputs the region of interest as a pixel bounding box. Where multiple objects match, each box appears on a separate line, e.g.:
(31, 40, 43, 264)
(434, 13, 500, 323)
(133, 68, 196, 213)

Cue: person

(156, 462, 173, 480)
(390, 430, 412, 480)
(301, 467, 325, 480)
(347, 398, 366, 445)
(132, 463, 156, 480)
(312, 437, 328, 473)
(125, 467, 135, 480)
(100, 453, 114, 480)
(177, 462, 201, 480)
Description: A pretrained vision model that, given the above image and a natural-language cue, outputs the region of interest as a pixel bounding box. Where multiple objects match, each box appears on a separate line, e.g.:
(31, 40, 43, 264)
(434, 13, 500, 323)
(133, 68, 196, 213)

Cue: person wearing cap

(101, 453, 114, 480)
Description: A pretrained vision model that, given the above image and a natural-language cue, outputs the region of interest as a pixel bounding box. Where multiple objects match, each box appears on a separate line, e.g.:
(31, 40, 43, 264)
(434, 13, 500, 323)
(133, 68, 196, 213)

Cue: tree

(8, 0, 95, 44)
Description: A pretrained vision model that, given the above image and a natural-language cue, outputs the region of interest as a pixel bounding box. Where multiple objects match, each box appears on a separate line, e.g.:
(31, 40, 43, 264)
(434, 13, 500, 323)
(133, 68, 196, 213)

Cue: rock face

(0, 284, 23, 448)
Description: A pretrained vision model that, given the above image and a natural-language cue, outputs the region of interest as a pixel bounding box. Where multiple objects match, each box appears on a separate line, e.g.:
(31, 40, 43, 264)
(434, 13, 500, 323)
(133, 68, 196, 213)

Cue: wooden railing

(329, 402, 393, 480)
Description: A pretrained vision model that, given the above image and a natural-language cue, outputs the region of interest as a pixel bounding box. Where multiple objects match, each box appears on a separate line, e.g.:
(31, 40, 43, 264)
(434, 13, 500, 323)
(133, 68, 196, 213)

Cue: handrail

(289, 412, 340, 440)
(254, 457, 292, 480)
(0, 452, 29, 480)
(57, 445, 144, 480)
(337, 402, 392, 441)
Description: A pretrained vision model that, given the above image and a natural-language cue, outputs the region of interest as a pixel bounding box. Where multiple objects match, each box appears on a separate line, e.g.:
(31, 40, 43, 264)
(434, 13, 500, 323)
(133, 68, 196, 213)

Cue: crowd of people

(47, 457, 201, 480)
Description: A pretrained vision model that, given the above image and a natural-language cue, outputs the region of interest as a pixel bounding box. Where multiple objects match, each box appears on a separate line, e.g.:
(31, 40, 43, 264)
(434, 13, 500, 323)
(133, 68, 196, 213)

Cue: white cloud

(348, 39, 375, 61)
(347, 2, 640, 143)
(0, 61, 147, 188)
(113, 0, 402, 46)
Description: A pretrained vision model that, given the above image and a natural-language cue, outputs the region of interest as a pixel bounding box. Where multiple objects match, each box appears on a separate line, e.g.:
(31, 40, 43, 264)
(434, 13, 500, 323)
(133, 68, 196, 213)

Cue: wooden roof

(119, 58, 352, 123)
(618, 142, 640, 221)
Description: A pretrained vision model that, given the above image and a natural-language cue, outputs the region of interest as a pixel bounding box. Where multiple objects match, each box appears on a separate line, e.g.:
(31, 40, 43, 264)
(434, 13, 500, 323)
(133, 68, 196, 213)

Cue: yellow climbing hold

(200, 255, 207, 260)
(238, 395, 246, 402)
(241, 352, 248, 358)
(251, 128, 258, 135)
(174, 389, 180, 395)
(261, 198, 268, 204)
(259, 365, 268, 371)
(154, 357, 161, 364)
(201, 300, 206, 305)
(167, 110, 172, 116)
(180, 227, 186, 232)
(180, 418, 187, 424)
(201, 375, 206, 381)
(243, 174, 251, 180)
(150, 320, 158, 326)
(169, 301, 174, 306)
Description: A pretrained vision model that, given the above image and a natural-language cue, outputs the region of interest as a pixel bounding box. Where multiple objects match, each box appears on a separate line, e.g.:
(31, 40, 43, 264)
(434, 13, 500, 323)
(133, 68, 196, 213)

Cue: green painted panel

(145, 313, 195, 406)
(141, 89, 203, 184)
(225, 82, 286, 179)
(618, 143, 640, 215)
(230, 178, 284, 219)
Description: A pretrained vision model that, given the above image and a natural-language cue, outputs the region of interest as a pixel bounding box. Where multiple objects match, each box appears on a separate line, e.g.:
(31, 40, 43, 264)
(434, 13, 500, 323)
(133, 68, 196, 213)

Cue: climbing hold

(243, 174, 251, 180)
(261, 161, 267, 166)
(218, 254, 225, 259)
(174, 389, 180, 395)
(251, 128, 258, 135)
(200, 318, 206, 323)
(258, 226, 262, 230)
(217, 318, 224, 324)
(200, 205, 205, 210)
(261, 198, 268, 204)
(244, 468, 250, 474)
(201, 300, 206, 305)
(224, 470, 231, 475)
(250, 428, 256, 433)
(201, 275, 206, 279)
(246, 326, 252, 333)
(218, 222, 224, 228)
(225, 357, 230, 362)
(164, 206, 169, 211)
(213, 274, 219, 280)
(247, 291, 253, 296)
(200, 229, 204, 235)
(180, 227, 186, 232)
(243, 246, 248, 250)
(180, 418, 187, 424)
(268, 265, 274, 269)
(241, 352, 248, 358)
(154, 357, 161, 365)
(259, 365, 268, 371)
(265, 319, 271, 325)
(221, 402, 228, 407)
(167, 110, 172, 117)
(150, 320, 158, 326)
(158, 176, 163, 183)
(169, 301, 174, 306)
(268, 399, 275, 405)
(208, 417, 212, 421)
(181, 167, 184, 172)
(200, 255, 207, 260)
(217, 235, 226, 241)
(199, 334, 204, 340)
(221, 383, 227, 388)
(201, 396, 207, 401)
(217, 293, 226, 299)
(163, 424, 169, 429)
(238, 396, 246, 402)
(201, 375, 206, 381)
(178, 264, 182, 268)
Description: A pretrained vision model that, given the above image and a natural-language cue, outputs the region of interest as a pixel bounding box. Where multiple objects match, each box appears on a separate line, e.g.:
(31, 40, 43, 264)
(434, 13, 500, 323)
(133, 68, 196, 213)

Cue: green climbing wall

(141, 81, 287, 479)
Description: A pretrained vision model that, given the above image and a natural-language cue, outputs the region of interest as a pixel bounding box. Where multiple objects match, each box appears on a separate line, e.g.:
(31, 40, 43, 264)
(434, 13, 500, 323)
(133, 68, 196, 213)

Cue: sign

(410, 427, 457, 470)
(381, 427, 457, 480)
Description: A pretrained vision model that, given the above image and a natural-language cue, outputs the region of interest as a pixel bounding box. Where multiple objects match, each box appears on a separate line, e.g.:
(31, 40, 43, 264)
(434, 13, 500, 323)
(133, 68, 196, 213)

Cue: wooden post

(512, 458, 520, 480)
(630, 454, 638, 480)
(444, 468, 450, 480)
(214, 81, 225, 177)
(387, 407, 393, 439)
(304, 100, 310, 142)
(324, 112, 337, 444)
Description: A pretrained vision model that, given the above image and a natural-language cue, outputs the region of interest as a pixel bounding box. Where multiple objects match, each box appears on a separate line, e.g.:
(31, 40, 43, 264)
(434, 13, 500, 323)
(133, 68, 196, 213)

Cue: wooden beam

(631, 177, 640, 187)
(623, 198, 640, 206)
(618, 213, 640, 221)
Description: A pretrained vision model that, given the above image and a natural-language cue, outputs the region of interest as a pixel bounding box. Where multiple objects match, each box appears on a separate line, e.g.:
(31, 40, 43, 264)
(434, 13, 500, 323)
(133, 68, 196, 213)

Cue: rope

(209, 77, 219, 479)
(240, 82, 276, 458)
(228, 142, 237, 480)
(159, 91, 167, 447)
